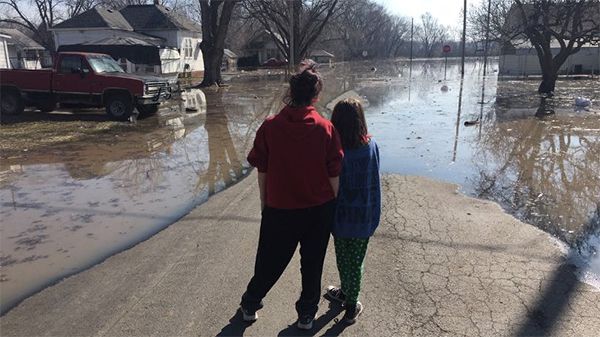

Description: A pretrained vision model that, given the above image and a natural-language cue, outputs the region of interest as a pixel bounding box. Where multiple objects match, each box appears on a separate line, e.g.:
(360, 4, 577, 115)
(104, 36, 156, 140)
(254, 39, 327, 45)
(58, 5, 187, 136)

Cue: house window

(183, 39, 193, 59)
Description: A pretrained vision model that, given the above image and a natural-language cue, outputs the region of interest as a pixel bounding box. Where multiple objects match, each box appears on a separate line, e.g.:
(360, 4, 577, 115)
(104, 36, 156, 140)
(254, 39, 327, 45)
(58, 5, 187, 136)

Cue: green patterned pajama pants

(333, 237, 370, 305)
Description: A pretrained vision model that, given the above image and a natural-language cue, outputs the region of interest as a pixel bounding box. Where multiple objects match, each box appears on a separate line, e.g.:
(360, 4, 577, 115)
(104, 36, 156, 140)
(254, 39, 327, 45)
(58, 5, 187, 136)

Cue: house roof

(52, 7, 133, 31)
(119, 5, 202, 32)
(0, 28, 45, 50)
(224, 49, 238, 59)
(74, 30, 165, 47)
(310, 49, 334, 58)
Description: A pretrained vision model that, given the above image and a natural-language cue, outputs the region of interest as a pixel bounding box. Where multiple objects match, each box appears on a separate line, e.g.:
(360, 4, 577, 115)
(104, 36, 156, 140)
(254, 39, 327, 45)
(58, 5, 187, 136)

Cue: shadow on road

(216, 309, 254, 337)
(515, 262, 579, 336)
(277, 301, 344, 337)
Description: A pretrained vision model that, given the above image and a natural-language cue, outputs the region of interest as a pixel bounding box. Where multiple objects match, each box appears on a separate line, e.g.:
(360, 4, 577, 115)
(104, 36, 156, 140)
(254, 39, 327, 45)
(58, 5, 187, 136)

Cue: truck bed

(0, 69, 53, 93)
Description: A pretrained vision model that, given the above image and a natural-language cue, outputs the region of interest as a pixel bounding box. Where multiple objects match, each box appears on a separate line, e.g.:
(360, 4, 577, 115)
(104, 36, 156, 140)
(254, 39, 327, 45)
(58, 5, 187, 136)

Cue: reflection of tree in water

(471, 103, 600, 244)
(195, 92, 243, 195)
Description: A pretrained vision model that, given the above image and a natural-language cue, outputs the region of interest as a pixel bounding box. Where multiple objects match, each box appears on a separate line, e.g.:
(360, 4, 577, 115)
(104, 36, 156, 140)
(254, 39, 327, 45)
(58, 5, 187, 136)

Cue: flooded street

(1, 59, 599, 313)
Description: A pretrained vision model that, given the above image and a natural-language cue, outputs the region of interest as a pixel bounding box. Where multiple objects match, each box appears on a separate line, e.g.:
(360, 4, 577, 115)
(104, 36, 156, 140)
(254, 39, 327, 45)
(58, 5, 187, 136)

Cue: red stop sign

(443, 45, 451, 53)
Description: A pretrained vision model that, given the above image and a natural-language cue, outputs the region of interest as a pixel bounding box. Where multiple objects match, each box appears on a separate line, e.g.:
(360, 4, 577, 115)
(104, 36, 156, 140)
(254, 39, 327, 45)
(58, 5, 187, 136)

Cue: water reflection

(472, 101, 600, 243)
(197, 94, 243, 194)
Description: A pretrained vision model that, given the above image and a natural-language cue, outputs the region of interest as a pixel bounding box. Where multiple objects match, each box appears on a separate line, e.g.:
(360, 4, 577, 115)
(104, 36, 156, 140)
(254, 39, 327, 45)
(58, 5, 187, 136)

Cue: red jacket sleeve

(247, 123, 269, 173)
(326, 126, 344, 177)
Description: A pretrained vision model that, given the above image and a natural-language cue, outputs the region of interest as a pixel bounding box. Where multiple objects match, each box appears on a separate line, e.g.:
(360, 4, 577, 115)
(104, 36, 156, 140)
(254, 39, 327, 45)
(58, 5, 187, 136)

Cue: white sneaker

(239, 306, 258, 322)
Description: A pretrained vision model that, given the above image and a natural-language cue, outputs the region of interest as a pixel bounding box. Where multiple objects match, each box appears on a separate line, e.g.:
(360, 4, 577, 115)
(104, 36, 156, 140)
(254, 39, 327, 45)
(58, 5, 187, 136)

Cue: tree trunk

(200, 46, 224, 87)
(198, 0, 237, 87)
(538, 72, 557, 95)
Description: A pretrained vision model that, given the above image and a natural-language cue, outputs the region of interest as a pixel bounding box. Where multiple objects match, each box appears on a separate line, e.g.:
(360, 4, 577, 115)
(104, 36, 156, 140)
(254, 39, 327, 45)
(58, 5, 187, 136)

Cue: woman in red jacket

(240, 61, 343, 330)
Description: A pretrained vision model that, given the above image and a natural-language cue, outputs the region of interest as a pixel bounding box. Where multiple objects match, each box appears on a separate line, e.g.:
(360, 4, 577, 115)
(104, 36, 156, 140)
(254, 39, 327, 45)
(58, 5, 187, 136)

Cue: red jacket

(248, 105, 344, 209)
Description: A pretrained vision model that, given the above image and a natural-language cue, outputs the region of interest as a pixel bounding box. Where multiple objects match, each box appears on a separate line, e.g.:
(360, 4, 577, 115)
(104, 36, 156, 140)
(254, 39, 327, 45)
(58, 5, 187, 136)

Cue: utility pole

(409, 17, 414, 78)
(461, 0, 467, 78)
(482, 0, 492, 76)
(289, 0, 295, 72)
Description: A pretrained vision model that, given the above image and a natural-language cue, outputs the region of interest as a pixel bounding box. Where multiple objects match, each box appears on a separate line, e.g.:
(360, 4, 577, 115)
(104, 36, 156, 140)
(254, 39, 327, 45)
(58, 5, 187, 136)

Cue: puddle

(1, 59, 598, 313)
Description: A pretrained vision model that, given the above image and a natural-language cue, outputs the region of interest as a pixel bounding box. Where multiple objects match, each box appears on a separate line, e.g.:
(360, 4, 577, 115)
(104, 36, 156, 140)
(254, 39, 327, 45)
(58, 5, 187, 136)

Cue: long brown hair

(331, 98, 369, 150)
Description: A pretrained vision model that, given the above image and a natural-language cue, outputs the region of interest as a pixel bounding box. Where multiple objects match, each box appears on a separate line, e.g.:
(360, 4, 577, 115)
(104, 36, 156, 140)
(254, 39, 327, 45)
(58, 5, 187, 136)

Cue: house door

(53, 55, 93, 102)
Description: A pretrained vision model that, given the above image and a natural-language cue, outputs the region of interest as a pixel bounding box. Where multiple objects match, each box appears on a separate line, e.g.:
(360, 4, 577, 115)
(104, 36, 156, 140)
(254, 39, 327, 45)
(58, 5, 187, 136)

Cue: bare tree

(417, 12, 449, 58)
(198, 0, 238, 86)
(325, 0, 409, 59)
(0, 0, 103, 50)
(471, 0, 600, 95)
(511, 0, 599, 94)
(243, 0, 340, 64)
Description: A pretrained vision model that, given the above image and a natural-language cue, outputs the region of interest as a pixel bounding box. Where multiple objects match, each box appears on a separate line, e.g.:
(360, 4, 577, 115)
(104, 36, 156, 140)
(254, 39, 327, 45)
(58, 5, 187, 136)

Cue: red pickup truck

(1, 52, 171, 120)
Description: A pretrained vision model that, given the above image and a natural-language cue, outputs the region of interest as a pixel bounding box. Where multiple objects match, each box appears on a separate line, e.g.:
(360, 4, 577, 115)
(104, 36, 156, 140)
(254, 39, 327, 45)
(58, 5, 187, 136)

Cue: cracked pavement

(1, 172, 599, 336)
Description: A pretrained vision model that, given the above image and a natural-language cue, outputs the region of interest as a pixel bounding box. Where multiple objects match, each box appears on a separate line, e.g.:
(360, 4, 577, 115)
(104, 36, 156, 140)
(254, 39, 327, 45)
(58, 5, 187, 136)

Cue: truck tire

(136, 104, 159, 117)
(105, 93, 133, 121)
(1, 89, 24, 115)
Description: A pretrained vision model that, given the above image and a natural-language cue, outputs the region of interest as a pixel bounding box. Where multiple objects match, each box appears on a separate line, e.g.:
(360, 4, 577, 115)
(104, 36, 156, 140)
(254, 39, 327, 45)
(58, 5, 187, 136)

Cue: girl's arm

(329, 176, 339, 198)
(258, 172, 267, 210)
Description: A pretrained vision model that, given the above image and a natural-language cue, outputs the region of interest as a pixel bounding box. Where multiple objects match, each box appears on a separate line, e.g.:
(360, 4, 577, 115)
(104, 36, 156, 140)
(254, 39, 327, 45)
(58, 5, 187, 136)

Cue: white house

(499, 40, 600, 77)
(51, 3, 204, 78)
(0, 28, 47, 69)
(0, 33, 10, 69)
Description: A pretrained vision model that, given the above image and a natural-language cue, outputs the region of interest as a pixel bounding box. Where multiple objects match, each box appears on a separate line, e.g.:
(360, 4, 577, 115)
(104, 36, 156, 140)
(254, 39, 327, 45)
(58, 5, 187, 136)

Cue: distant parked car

(262, 58, 287, 67)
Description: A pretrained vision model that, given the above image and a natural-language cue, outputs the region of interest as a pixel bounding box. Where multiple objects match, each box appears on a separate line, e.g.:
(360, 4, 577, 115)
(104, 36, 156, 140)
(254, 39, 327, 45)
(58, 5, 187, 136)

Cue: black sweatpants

(241, 200, 335, 317)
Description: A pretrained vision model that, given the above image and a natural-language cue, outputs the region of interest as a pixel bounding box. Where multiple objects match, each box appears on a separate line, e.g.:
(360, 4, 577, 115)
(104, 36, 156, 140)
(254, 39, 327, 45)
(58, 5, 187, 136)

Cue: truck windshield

(87, 55, 125, 73)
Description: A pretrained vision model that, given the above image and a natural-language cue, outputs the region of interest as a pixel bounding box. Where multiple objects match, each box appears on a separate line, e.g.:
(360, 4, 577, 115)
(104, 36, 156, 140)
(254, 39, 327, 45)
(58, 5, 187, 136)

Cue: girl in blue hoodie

(325, 98, 381, 325)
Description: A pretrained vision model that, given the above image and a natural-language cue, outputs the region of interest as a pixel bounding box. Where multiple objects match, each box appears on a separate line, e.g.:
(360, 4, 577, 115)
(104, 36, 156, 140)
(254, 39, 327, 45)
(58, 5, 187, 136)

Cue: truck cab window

(59, 56, 83, 74)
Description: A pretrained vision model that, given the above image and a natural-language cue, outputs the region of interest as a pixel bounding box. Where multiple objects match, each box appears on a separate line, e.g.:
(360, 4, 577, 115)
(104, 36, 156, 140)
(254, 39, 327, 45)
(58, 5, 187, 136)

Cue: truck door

(53, 55, 93, 102)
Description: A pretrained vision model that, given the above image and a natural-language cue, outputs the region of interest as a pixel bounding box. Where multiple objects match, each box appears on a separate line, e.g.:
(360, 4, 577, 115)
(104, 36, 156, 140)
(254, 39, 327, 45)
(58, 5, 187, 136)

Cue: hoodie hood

(276, 105, 323, 141)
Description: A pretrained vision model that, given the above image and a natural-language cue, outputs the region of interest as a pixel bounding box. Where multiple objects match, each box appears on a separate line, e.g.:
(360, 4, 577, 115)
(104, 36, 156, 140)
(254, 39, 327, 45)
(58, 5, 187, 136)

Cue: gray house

(0, 28, 47, 69)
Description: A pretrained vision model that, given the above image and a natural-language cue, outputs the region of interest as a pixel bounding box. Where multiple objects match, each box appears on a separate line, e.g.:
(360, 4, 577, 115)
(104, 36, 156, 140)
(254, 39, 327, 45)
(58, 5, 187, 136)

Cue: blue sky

(373, 0, 467, 28)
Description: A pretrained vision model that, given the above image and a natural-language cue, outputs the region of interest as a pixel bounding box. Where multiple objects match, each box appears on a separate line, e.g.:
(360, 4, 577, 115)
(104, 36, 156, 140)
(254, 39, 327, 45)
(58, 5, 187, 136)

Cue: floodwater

(0, 76, 287, 313)
(1, 59, 599, 313)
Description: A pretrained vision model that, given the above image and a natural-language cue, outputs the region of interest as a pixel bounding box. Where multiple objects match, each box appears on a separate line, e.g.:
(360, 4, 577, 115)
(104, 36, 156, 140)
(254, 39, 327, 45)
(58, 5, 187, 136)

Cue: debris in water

(575, 97, 592, 107)
(464, 119, 479, 126)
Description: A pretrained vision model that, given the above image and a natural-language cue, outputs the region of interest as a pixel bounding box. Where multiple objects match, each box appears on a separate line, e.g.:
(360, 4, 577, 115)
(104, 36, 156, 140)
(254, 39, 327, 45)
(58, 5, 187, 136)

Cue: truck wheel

(105, 94, 133, 121)
(137, 104, 159, 117)
(1, 89, 24, 115)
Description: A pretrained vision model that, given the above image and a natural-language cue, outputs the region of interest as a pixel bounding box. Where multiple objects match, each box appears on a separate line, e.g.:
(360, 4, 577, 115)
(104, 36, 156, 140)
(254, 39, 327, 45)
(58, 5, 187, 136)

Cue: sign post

(443, 44, 451, 80)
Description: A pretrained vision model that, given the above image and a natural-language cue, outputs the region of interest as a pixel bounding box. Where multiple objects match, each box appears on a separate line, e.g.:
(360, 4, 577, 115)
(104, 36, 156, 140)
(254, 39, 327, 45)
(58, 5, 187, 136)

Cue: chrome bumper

(138, 86, 172, 104)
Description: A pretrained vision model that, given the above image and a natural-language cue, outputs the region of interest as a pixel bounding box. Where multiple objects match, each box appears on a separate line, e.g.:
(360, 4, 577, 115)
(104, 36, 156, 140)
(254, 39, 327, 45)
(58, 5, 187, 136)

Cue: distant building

(222, 49, 238, 72)
(499, 40, 600, 77)
(499, 2, 600, 77)
(243, 30, 285, 66)
(0, 28, 48, 69)
(51, 4, 204, 78)
(310, 49, 334, 66)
